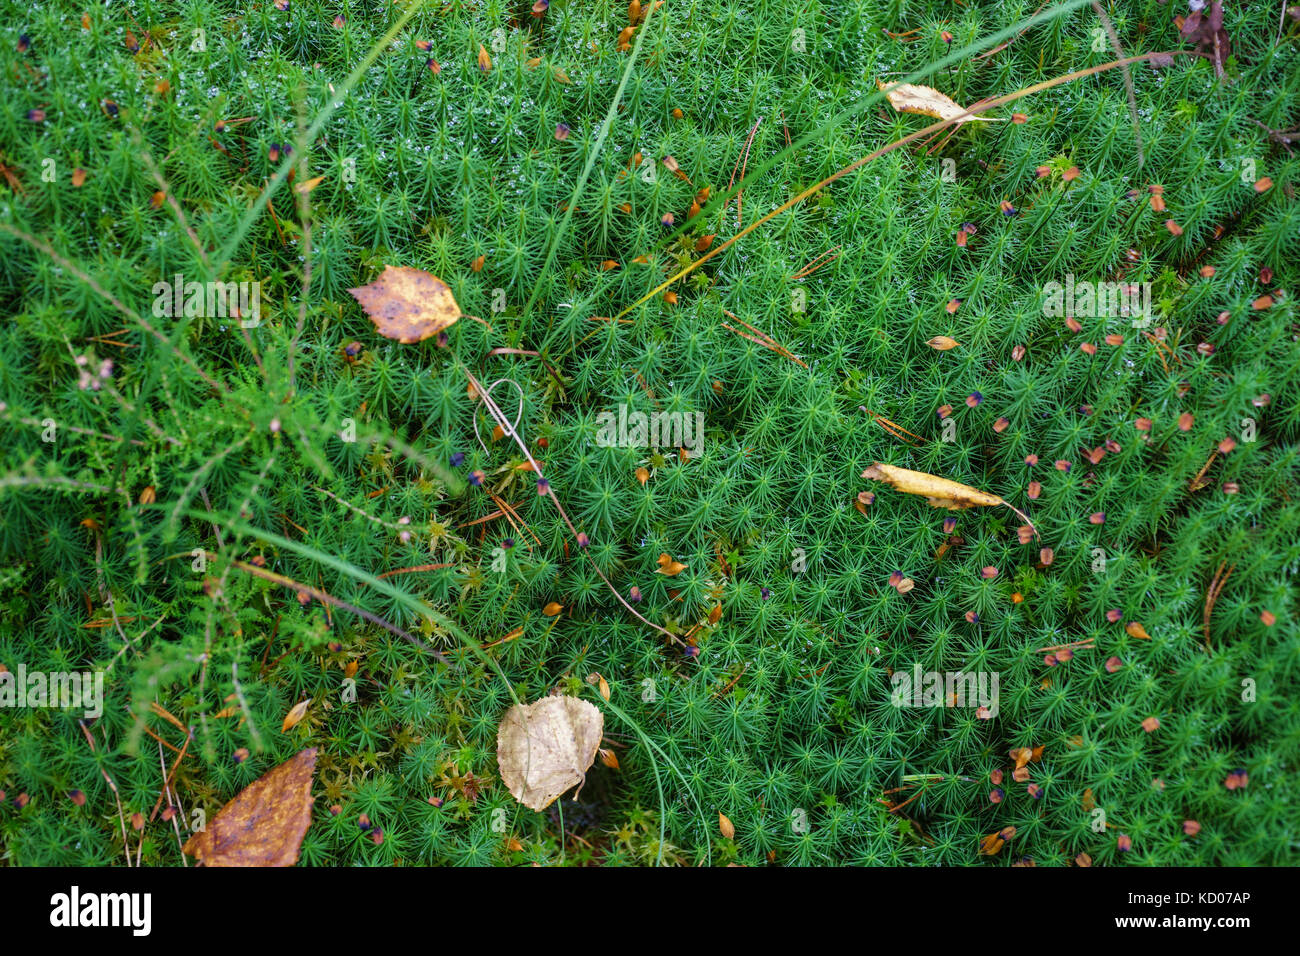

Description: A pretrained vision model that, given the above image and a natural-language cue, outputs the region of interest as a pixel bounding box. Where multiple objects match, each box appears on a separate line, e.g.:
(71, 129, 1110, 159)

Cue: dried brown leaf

(182, 749, 317, 866)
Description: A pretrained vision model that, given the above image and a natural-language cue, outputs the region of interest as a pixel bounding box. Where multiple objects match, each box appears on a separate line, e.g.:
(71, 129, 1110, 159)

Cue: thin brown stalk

(615, 52, 1190, 321)
(462, 366, 684, 647)
(79, 719, 132, 867)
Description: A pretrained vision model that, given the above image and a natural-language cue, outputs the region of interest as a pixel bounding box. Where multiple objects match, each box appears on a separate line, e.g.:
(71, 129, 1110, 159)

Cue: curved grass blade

(514, 0, 667, 345)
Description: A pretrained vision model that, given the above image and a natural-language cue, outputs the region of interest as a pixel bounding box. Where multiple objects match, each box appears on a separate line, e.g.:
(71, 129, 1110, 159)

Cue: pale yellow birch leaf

(877, 81, 1005, 124)
(497, 695, 604, 811)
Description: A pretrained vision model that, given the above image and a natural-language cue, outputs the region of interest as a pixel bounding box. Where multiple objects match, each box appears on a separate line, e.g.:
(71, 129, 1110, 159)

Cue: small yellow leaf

(656, 553, 688, 576)
(347, 265, 461, 344)
(599, 748, 619, 769)
(598, 675, 610, 701)
(477, 44, 492, 71)
(979, 832, 1006, 856)
(927, 336, 960, 351)
(543, 601, 564, 616)
(877, 80, 1005, 124)
(862, 463, 1003, 509)
(1125, 621, 1151, 640)
(282, 698, 311, 732)
(294, 175, 324, 195)
(635, 466, 649, 485)
(863, 462, 1037, 537)
(718, 812, 735, 839)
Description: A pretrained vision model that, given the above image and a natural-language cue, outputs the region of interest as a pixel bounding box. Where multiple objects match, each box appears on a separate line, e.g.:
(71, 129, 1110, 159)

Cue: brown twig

(1204, 562, 1235, 650)
(463, 366, 685, 648)
(79, 720, 132, 867)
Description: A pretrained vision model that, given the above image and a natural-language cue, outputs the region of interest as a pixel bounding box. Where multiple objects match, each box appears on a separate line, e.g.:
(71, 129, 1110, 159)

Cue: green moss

(0, 0, 1297, 866)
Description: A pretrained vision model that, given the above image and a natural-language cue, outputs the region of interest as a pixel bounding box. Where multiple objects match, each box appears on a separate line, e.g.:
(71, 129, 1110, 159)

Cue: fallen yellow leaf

(863, 462, 1037, 537)
(347, 265, 461, 343)
(877, 80, 1005, 124)
(656, 552, 688, 576)
(497, 695, 604, 811)
(282, 698, 311, 732)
